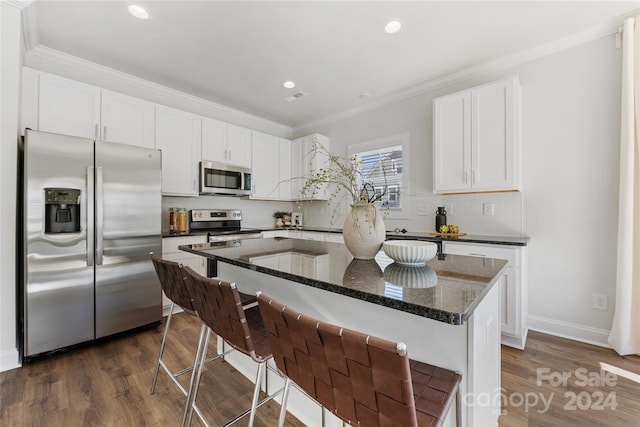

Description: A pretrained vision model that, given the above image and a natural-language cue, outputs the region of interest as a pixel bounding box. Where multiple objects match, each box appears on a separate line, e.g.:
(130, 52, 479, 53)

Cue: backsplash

(161, 196, 294, 232)
(300, 191, 524, 237)
(162, 191, 523, 237)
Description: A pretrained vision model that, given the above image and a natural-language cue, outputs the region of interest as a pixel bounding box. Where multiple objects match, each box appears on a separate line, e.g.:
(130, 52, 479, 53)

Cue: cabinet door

(443, 242, 520, 339)
(292, 134, 330, 200)
(155, 105, 201, 196)
(201, 117, 227, 162)
(251, 131, 280, 198)
(100, 90, 155, 148)
(471, 79, 516, 191)
(39, 73, 100, 139)
(279, 138, 292, 199)
(433, 92, 471, 192)
(227, 124, 252, 167)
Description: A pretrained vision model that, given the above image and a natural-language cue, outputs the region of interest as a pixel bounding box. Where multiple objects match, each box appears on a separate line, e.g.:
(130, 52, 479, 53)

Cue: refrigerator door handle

(87, 166, 95, 266)
(96, 166, 104, 265)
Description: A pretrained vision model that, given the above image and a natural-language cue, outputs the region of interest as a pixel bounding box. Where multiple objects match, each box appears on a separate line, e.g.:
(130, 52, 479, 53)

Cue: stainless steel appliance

(20, 130, 162, 359)
(188, 209, 263, 276)
(199, 161, 252, 196)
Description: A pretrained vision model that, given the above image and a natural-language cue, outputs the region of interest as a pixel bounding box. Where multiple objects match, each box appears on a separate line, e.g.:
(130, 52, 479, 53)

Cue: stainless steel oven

(188, 209, 263, 277)
(200, 161, 252, 196)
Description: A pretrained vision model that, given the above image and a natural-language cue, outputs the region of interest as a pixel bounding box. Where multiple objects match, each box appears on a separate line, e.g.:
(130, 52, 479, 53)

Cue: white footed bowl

(384, 263, 438, 288)
(382, 240, 437, 266)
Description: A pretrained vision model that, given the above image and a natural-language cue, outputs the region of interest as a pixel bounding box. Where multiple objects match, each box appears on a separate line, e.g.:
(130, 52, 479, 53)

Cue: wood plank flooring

(1, 313, 639, 426)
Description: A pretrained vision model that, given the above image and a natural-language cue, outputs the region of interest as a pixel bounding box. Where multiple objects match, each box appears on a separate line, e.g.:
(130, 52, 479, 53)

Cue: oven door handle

(207, 232, 263, 242)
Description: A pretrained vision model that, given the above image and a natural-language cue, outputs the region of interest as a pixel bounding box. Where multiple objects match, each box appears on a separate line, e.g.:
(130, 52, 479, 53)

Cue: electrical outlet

(592, 293, 608, 310)
(416, 204, 428, 216)
(483, 202, 494, 216)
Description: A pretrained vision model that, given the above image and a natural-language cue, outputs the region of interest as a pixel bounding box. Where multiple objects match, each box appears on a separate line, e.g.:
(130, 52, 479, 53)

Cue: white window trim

(348, 132, 410, 220)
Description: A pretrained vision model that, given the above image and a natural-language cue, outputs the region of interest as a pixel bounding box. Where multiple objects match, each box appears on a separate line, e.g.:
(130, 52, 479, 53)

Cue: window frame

(348, 133, 410, 219)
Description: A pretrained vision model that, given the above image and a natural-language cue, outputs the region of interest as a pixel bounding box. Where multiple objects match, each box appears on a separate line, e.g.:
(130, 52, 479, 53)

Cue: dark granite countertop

(164, 225, 529, 246)
(258, 226, 529, 246)
(179, 237, 508, 325)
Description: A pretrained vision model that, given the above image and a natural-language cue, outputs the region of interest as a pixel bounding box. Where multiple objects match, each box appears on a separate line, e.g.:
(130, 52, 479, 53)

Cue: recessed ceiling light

(384, 20, 402, 34)
(282, 81, 296, 89)
(128, 5, 149, 20)
(359, 93, 371, 100)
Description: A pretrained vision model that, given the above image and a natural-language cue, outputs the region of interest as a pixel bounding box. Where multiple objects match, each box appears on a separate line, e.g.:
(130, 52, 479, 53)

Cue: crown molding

(24, 44, 293, 137)
(293, 10, 638, 135)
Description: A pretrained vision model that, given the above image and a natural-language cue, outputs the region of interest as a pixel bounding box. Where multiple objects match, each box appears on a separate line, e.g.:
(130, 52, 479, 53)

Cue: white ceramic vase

(342, 203, 385, 260)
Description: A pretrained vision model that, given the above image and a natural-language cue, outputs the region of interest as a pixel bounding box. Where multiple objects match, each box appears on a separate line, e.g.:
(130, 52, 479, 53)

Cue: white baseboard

(528, 315, 611, 348)
(0, 348, 21, 372)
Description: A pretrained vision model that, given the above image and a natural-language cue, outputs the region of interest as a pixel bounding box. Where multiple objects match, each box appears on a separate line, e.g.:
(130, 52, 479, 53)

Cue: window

(351, 144, 403, 209)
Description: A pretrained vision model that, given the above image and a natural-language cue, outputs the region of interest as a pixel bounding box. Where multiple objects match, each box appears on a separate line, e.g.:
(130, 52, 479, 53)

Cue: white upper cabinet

(433, 76, 520, 193)
(202, 117, 252, 168)
(37, 72, 155, 148)
(38, 72, 101, 139)
(227, 124, 252, 168)
(291, 133, 330, 200)
(100, 90, 155, 148)
(201, 117, 227, 162)
(155, 105, 202, 196)
(251, 132, 291, 200)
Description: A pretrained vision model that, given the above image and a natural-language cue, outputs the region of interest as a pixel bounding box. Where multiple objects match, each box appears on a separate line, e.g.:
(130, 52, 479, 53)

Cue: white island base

(212, 263, 502, 427)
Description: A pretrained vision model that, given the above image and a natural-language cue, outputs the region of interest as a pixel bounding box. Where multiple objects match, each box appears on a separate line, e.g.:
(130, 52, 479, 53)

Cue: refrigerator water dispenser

(44, 188, 81, 233)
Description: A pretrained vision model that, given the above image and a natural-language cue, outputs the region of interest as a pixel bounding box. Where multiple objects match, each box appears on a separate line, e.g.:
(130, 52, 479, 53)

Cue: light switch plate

(416, 204, 428, 216)
(483, 202, 494, 216)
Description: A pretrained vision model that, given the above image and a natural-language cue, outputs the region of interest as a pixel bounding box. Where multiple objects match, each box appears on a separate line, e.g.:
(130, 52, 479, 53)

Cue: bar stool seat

(181, 266, 283, 427)
(256, 292, 462, 427)
(149, 253, 257, 425)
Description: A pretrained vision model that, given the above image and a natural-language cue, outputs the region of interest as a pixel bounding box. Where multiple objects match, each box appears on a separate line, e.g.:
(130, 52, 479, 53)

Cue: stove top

(189, 209, 263, 241)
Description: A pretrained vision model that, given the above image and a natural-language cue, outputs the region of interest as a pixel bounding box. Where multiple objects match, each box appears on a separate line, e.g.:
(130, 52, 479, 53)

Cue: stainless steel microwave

(199, 161, 252, 196)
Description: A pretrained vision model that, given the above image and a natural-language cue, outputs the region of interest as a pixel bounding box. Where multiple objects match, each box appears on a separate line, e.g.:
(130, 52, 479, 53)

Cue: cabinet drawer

(443, 242, 517, 266)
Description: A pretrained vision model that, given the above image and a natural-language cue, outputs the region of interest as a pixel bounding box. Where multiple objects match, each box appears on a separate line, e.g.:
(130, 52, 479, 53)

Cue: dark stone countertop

(164, 226, 529, 246)
(179, 237, 508, 326)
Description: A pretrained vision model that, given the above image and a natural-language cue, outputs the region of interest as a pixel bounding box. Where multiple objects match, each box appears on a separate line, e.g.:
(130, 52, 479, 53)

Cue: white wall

(0, 1, 24, 371)
(302, 34, 621, 342)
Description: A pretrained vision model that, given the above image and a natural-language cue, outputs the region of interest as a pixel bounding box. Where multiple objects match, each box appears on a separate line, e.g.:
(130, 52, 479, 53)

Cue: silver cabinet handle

(86, 166, 95, 266)
(96, 167, 104, 265)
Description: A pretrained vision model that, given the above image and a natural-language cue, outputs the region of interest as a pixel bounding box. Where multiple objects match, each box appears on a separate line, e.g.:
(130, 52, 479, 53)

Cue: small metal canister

(176, 208, 187, 233)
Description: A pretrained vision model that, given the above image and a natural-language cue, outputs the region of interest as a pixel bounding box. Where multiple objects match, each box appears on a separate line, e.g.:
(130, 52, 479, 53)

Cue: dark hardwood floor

(1, 313, 638, 426)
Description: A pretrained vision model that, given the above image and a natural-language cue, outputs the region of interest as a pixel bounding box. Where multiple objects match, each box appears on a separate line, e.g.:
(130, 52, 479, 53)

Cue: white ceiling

(24, 1, 639, 129)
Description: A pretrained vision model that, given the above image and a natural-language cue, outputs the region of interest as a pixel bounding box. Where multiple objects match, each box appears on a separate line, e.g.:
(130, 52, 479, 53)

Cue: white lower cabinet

(161, 236, 207, 315)
(443, 241, 528, 349)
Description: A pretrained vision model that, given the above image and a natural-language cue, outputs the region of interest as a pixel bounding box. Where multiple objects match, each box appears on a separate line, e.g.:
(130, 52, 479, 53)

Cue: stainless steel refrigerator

(21, 129, 162, 359)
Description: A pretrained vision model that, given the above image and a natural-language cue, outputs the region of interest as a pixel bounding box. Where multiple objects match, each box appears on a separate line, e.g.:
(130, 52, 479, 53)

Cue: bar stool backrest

(150, 253, 196, 313)
(182, 266, 255, 356)
(257, 293, 419, 427)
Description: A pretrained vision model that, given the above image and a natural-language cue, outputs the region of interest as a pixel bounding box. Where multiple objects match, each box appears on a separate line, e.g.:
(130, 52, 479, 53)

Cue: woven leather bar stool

(257, 292, 463, 427)
(149, 253, 257, 425)
(181, 266, 283, 427)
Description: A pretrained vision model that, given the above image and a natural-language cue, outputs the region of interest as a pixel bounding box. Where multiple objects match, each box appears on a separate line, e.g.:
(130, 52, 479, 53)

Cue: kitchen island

(180, 238, 508, 427)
